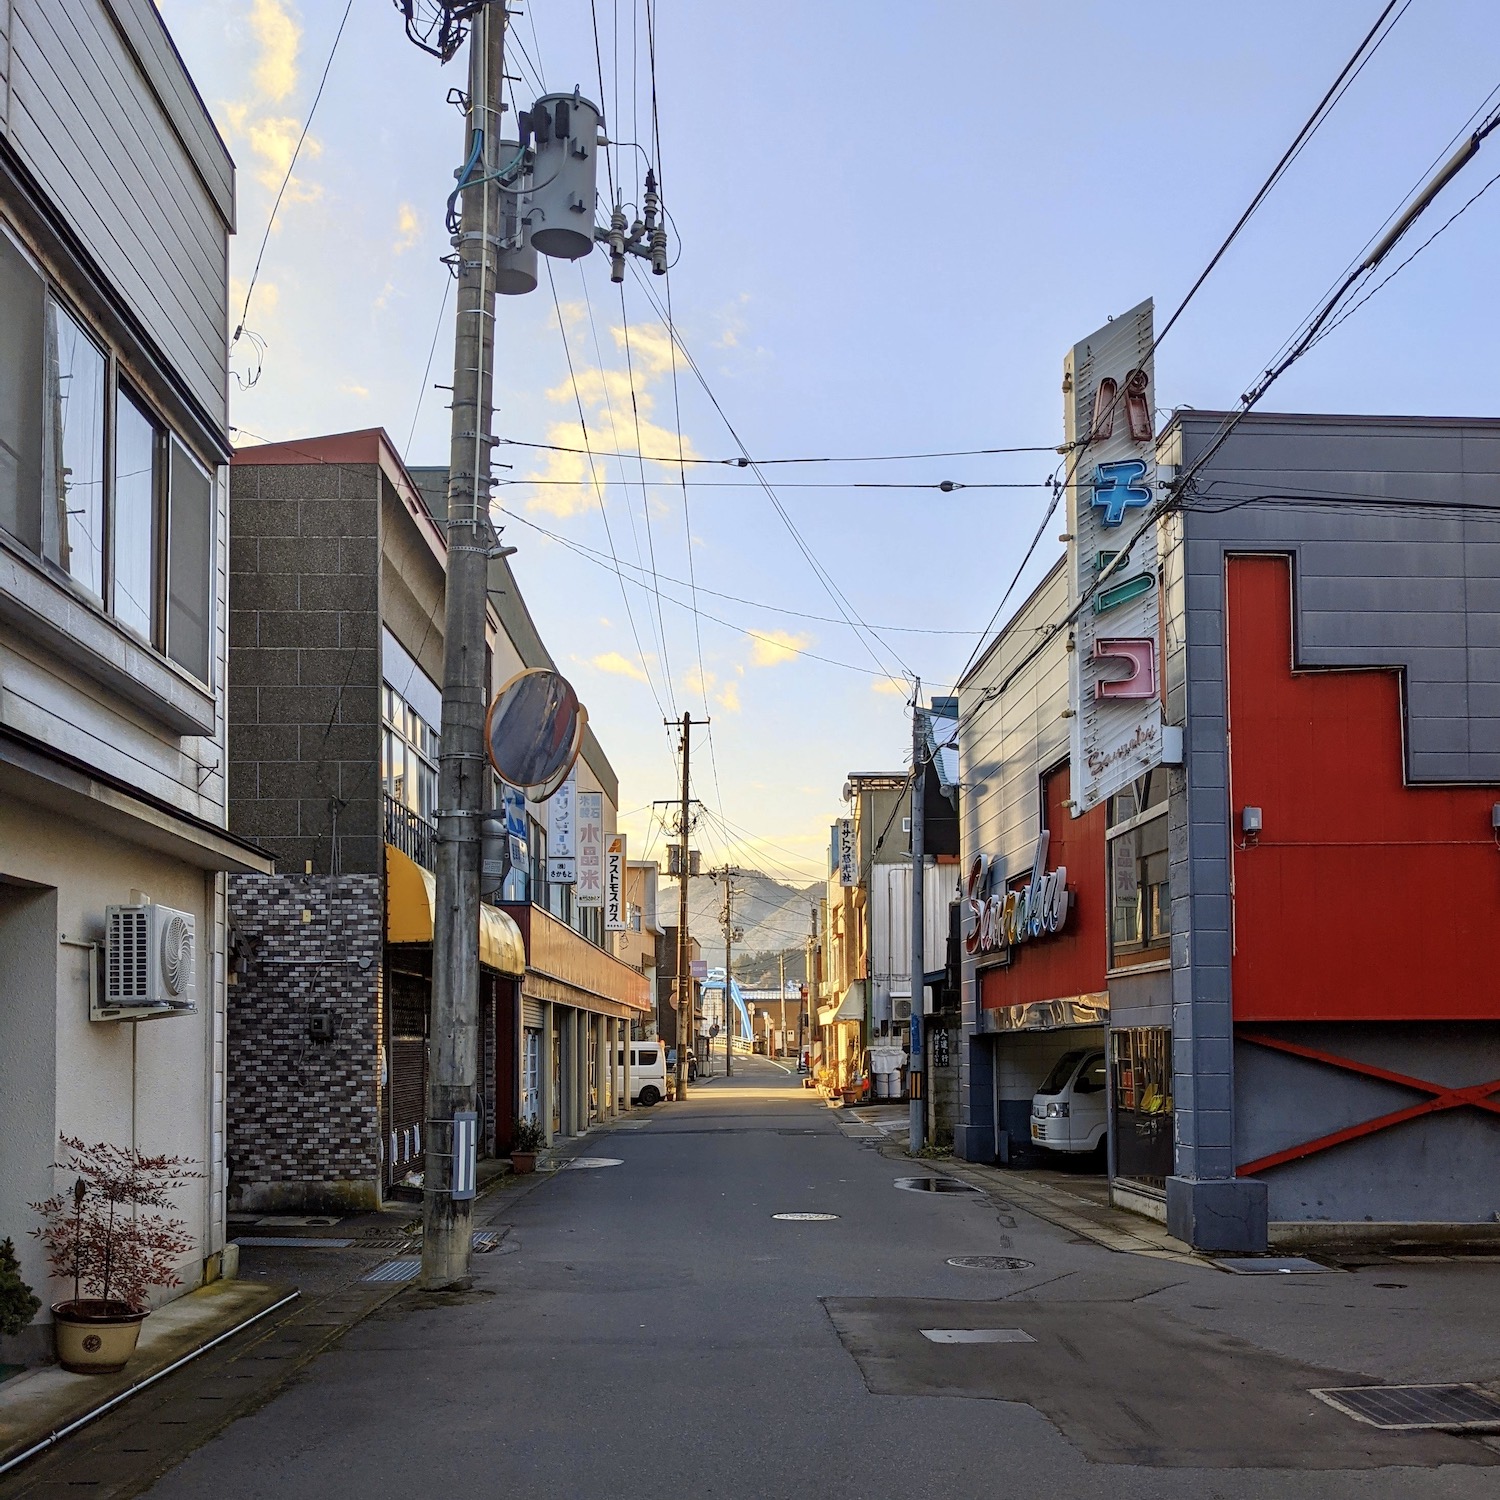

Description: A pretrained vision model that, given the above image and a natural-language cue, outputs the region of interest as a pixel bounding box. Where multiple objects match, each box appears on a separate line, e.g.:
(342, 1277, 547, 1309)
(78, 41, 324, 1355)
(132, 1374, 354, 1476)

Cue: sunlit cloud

(871, 677, 907, 696)
(591, 651, 649, 683)
(339, 382, 369, 398)
(248, 0, 299, 103)
(712, 293, 750, 350)
(716, 680, 742, 713)
(393, 203, 422, 254)
(748, 628, 811, 667)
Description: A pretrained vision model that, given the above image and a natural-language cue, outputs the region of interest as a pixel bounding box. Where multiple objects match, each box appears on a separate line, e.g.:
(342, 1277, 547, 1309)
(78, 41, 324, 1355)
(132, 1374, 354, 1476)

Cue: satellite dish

(484, 668, 588, 800)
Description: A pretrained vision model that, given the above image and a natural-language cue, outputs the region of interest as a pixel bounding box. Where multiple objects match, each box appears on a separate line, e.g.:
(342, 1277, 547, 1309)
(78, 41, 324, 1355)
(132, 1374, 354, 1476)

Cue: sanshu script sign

(1064, 298, 1164, 812)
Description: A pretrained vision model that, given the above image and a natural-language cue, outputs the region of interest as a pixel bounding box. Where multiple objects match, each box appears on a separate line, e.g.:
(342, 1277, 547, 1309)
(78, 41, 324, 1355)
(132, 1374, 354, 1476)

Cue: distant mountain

(663, 869, 818, 986)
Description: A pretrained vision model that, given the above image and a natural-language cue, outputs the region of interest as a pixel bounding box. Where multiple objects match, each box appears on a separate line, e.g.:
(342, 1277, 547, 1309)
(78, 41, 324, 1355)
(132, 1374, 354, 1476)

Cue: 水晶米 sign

(604, 834, 627, 931)
(575, 792, 604, 906)
(1064, 297, 1163, 813)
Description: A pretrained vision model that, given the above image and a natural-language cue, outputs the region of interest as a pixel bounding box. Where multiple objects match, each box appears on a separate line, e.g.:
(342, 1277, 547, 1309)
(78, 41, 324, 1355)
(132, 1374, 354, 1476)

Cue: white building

(0, 0, 269, 1355)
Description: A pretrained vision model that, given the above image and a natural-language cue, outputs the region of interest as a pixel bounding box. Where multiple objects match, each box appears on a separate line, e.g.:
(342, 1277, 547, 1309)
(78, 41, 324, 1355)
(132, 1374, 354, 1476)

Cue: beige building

(0, 0, 273, 1354)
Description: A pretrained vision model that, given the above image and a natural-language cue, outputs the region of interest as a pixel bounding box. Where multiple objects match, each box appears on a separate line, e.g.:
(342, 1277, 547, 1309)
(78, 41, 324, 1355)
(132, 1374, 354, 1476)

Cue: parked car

(1030, 1049, 1107, 1154)
(623, 1041, 669, 1106)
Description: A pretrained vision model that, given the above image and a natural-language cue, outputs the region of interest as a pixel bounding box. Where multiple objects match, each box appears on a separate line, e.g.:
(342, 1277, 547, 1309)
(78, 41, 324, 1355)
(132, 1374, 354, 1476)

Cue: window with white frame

(0, 223, 217, 683)
(1106, 769, 1171, 969)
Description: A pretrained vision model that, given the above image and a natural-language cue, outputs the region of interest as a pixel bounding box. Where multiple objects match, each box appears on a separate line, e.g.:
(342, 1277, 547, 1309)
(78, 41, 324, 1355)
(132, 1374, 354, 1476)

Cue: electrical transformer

(526, 89, 602, 261)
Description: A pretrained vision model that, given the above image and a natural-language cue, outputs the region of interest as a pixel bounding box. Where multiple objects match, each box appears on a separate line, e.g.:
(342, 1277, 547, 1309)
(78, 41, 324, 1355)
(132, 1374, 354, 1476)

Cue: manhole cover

(772, 1212, 839, 1221)
(559, 1157, 623, 1169)
(1214, 1256, 1339, 1275)
(921, 1328, 1035, 1344)
(361, 1258, 421, 1283)
(947, 1255, 1033, 1271)
(894, 1176, 982, 1195)
(1312, 1384, 1500, 1431)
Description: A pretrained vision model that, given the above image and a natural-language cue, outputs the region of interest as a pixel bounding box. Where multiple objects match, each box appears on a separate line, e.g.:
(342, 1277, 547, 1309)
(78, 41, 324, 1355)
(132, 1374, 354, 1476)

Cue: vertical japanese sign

(837, 818, 857, 887)
(547, 775, 576, 884)
(604, 834, 627, 931)
(575, 792, 604, 906)
(1065, 297, 1163, 812)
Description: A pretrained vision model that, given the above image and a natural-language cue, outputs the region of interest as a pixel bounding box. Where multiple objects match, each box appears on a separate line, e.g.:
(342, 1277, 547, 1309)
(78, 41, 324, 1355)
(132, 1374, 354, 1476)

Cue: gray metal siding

(4, 0, 230, 427)
(956, 559, 1071, 1137)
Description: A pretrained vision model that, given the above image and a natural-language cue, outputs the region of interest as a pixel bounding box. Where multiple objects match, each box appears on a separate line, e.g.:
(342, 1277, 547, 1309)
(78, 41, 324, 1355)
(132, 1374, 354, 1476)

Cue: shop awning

(817, 980, 865, 1028)
(385, 844, 526, 977)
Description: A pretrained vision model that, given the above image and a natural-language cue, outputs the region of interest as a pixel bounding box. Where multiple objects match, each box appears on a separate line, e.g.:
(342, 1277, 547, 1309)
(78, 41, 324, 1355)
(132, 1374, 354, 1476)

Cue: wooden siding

(4, 0, 230, 427)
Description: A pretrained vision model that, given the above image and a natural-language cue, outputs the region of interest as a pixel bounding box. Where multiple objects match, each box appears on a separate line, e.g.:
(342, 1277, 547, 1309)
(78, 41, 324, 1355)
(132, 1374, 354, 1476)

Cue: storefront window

(1106, 772, 1170, 969)
(1111, 1026, 1174, 1187)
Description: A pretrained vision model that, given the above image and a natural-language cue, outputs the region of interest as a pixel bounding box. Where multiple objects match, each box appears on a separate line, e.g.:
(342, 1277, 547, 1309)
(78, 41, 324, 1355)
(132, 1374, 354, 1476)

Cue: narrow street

(92, 1056, 1495, 1500)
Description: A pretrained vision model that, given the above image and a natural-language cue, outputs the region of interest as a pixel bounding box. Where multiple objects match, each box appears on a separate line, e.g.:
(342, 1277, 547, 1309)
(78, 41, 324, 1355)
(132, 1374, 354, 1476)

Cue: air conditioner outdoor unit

(96, 904, 197, 1021)
(892, 997, 913, 1024)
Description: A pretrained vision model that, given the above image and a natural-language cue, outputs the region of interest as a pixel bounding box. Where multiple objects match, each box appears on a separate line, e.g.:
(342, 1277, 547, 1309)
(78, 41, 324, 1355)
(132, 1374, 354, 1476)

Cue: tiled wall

(226, 873, 382, 1212)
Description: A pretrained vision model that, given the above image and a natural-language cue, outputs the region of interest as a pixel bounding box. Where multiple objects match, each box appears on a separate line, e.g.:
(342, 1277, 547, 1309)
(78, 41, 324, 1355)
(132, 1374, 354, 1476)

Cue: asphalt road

(140, 1056, 1500, 1499)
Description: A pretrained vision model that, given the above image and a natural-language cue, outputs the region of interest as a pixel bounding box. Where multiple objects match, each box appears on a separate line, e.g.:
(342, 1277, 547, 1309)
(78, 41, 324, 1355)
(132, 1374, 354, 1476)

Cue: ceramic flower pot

(51, 1300, 148, 1374)
(509, 1151, 538, 1175)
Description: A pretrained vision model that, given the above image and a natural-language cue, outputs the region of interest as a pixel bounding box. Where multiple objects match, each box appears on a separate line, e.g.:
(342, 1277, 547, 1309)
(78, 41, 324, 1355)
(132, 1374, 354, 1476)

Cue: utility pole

(909, 679, 927, 1154)
(721, 878, 733, 1076)
(671, 716, 707, 1103)
(778, 951, 786, 1059)
(423, 0, 506, 1290)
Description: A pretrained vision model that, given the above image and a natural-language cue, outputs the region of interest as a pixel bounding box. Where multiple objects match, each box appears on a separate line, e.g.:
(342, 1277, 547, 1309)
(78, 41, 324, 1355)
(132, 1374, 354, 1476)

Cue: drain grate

(559, 1157, 623, 1170)
(472, 1230, 503, 1252)
(1313, 1384, 1500, 1431)
(947, 1255, 1034, 1271)
(894, 1176, 982, 1195)
(361, 1258, 421, 1283)
(1214, 1256, 1339, 1276)
(233, 1236, 354, 1249)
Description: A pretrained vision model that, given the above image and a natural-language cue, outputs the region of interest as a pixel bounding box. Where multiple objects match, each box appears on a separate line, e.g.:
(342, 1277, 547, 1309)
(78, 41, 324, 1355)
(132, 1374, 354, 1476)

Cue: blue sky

(159, 0, 1500, 886)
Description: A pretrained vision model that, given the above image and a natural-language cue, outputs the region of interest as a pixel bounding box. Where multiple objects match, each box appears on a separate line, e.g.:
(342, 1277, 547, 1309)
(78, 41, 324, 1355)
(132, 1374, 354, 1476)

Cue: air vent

(106, 907, 150, 1002)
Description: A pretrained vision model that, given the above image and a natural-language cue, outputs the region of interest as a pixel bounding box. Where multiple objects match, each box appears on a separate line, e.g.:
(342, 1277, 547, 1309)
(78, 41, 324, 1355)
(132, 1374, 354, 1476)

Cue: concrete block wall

(228, 461, 384, 876)
(227, 872, 382, 1212)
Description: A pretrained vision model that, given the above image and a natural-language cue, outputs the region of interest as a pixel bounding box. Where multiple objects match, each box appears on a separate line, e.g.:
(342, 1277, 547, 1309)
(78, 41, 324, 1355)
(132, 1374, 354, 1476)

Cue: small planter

(509, 1151, 538, 1176)
(52, 1299, 148, 1374)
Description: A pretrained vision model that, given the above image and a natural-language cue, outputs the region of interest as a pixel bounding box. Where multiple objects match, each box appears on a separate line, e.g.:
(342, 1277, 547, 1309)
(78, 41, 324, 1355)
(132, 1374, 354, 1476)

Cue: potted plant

(0, 1236, 40, 1343)
(509, 1118, 545, 1175)
(30, 1137, 199, 1374)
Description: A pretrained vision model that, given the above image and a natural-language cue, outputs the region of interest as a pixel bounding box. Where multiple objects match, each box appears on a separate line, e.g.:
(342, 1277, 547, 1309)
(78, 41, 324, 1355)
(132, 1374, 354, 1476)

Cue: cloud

(248, 0, 299, 103)
(747, 628, 811, 667)
(340, 382, 370, 398)
(716, 680, 742, 713)
(871, 677, 907, 696)
(713, 293, 750, 350)
(218, 2, 322, 203)
(393, 203, 422, 255)
(609, 321, 675, 377)
(591, 651, 649, 683)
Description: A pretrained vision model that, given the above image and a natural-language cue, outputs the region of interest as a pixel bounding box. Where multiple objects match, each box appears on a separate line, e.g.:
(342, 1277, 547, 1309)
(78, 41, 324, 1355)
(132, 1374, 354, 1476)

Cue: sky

(158, 0, 1500, 887)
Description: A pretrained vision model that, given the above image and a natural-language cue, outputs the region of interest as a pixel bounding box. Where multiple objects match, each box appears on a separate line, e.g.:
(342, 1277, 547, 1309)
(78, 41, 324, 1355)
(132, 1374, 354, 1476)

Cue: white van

(1030, 1049, 1107, 1154)
(620, 1040, 668, 1107)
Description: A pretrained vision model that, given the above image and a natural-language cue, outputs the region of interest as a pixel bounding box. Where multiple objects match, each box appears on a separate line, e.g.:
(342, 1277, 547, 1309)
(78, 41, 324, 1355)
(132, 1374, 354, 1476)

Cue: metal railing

(384, 792, 437, 871)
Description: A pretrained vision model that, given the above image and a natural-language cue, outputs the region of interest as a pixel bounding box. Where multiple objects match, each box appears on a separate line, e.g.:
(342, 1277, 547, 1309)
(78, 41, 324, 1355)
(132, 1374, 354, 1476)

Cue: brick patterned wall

(227, 872, 382, 1212)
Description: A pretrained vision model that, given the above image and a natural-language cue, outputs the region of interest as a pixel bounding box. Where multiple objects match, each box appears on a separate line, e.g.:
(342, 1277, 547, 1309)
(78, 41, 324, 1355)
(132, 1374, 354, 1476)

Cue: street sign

(451, 1110, 478, 1200)
(546, 857, 576, 885)
(689, 959, 708, 980)
(838, 817, 857, 886)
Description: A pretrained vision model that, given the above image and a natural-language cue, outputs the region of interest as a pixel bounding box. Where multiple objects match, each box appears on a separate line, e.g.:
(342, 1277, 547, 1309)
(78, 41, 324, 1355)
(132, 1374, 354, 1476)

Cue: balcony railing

(384, 792, 436, 871)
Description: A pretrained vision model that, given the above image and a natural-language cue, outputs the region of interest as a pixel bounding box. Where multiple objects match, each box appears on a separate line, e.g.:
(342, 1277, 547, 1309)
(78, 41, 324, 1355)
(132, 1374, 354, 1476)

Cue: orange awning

(385, 844, 526, 977)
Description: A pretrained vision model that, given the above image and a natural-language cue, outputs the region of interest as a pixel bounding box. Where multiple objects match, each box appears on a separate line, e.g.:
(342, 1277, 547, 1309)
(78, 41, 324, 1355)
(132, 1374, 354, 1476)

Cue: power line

(404, 274, 452, 460)
(545, 261, 670, 722)
(231, 0, 354, 385)
(499, 436, 1058, 465)
(505, 476, 1048, 490)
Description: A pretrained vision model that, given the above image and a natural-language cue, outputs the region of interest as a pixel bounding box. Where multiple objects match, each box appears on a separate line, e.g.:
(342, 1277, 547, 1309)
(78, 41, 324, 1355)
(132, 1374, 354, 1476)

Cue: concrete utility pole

(909, 680, 927, 1154)
(423, 0, 506, 1290)
(671, 716, 707, 1102)
(778, 951, 786, 1059)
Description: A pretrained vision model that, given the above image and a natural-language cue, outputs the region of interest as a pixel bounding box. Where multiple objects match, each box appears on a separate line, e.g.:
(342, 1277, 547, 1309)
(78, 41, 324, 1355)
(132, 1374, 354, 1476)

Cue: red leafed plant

(30, 1137, 201, 1312)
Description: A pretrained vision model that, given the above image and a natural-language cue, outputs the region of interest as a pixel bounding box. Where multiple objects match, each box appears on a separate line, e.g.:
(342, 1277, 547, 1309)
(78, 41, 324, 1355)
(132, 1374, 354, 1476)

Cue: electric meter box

(527, 91, 602, 261)
(494, 139, 537, 295)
